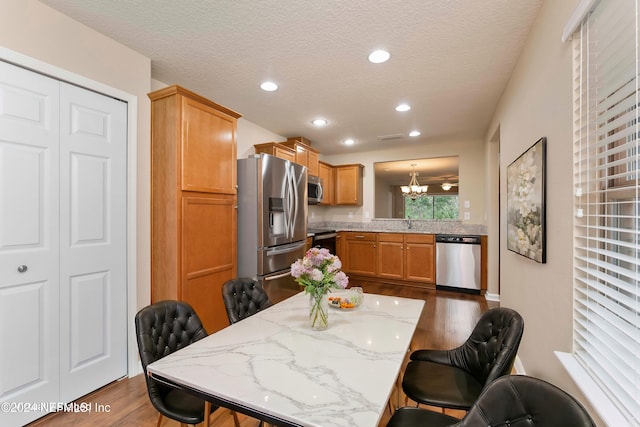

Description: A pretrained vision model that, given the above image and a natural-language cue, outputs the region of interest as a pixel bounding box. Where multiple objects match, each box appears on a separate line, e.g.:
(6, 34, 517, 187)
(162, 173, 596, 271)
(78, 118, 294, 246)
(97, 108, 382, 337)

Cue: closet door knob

(17, 265, 28, 273)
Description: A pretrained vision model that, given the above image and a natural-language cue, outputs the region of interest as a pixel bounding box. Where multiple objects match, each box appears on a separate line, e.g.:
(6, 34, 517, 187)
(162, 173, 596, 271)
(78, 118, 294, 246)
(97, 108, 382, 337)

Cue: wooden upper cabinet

(307, 149, 319, 176)
(282, 137, 320, 176)
(150, 85, 241, 195)
(318, 161, 334, 205)
(254, 142, 296, 163)
(335, 164, 364, 205)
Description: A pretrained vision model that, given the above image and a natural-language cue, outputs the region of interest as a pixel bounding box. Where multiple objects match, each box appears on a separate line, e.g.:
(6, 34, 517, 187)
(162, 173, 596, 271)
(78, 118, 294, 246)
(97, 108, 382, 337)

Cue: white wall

(0, 0, 152, 376)
(319, 137, 485, 223)
(374, 176, 393, 218)
(237, 119, 286, 158)
(485, 0, 603, 424)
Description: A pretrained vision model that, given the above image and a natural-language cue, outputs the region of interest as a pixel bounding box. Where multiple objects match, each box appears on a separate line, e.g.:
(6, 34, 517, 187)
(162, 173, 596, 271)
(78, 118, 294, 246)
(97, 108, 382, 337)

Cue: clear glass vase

(309, 293, 329, 330)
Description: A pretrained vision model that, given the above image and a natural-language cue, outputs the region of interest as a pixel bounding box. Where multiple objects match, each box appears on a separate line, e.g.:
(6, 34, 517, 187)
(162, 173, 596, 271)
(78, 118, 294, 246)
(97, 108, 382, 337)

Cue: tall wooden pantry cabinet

(149, 85, 241, 333)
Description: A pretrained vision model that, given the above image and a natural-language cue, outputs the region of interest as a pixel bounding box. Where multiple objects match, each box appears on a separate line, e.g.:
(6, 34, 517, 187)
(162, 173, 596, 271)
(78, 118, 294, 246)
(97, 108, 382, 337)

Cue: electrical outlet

(464, 200, 470, 208)
(348, 212, 353, 219)
(464, 212, 470, 220)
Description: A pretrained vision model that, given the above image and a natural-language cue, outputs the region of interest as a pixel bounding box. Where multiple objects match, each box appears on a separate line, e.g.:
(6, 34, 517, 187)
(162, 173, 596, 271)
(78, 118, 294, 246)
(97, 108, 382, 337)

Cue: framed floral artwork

(507, 137, 546, 263)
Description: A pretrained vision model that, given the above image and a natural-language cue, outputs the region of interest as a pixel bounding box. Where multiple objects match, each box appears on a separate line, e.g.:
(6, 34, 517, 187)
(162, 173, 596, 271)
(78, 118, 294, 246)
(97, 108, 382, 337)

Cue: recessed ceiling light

(343, 138, 356, 146)
(395, 103, 411, 112)
(409, 130, 421, 137)
(260, 81, 278, 91)
(312, 118, 328, 126)
(368, 49, 390, 64)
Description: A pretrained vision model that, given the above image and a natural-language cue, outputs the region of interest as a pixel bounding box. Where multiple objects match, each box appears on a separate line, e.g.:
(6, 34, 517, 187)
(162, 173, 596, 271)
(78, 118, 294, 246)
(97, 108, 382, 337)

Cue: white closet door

(0, 61, 128, 426)
(58, 82, 127, 402)
(0, 61, 61, 426)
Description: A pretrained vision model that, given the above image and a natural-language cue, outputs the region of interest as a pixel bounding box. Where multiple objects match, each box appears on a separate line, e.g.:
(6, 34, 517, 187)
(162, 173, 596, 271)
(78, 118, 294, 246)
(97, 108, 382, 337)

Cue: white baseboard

(484, 292, 500, 302)
(128, 364, 143, 378)
(513, 355, 526, 375)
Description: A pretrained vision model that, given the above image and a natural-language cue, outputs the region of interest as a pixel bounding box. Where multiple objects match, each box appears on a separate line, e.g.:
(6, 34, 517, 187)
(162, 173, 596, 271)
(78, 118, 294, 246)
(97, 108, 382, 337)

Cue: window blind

(572, 0, 639, 424)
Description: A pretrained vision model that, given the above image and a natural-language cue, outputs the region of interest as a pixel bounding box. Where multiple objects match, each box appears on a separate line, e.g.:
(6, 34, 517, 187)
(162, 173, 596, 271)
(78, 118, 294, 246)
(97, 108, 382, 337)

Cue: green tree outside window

(405, 196, 459, 219)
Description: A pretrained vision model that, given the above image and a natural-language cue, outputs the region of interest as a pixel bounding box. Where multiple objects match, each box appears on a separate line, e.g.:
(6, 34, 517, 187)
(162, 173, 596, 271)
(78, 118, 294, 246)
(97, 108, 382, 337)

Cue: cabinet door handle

(355, 235, 364, 239)
(17, 265, 28, 273)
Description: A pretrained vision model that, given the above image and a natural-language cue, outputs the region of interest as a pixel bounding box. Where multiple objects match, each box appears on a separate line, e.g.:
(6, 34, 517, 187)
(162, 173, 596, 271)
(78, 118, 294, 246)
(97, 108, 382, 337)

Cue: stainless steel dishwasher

(436, 234, 481, 293)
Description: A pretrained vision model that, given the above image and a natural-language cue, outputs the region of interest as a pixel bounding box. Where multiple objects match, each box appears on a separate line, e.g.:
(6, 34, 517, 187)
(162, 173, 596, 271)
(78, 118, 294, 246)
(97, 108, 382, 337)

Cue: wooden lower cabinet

(345, 232, 435, 286)
(377, 233, 404, 280)
(336, 232, 345, 259)
(151, 193, 236, 334)
(180, 194, 236, 332)
(344, 232, 377, 276)
(404, 234, 435, 283)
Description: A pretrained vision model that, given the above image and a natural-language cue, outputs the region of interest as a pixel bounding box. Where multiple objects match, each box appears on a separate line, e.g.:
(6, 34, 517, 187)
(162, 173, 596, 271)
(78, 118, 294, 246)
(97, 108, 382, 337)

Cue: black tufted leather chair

(135, 300, 224, 427)
(402, 307, 524, 411)
(222, 278, 273, 325)
(388, 375, 596, 427)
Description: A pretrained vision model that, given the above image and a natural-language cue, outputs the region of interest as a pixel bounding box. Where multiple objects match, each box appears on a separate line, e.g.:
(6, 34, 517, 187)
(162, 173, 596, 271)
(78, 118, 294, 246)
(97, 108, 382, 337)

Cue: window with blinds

(572, 0, 639, 424)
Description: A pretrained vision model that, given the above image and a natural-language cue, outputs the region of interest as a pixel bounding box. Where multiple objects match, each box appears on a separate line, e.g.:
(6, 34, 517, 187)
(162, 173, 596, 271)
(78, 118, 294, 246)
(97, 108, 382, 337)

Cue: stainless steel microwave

(308, 175, 324, 204)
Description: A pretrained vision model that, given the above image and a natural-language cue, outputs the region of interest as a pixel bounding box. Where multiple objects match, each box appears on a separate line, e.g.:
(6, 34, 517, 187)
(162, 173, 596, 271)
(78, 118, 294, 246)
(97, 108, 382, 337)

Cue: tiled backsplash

(309, 219, 487, 235)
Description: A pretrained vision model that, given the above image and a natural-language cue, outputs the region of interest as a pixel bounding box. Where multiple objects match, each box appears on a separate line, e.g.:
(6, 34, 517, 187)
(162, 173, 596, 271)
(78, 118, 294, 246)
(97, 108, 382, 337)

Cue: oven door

(312, 232, 337, 254)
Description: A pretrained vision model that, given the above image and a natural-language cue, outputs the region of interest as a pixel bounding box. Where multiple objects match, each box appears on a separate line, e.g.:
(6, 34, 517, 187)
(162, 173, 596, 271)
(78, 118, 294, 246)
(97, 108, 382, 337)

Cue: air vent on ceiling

(377, 133, 404, 141)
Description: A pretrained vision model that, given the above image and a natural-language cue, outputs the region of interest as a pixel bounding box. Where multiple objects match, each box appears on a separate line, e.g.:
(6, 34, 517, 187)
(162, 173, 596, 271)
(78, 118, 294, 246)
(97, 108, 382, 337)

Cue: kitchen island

(146, 291, 424, 427)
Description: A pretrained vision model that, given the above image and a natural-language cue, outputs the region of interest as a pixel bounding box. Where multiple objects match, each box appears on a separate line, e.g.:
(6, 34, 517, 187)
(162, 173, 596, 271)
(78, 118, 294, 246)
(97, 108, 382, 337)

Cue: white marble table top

(147, 291, 425, 427)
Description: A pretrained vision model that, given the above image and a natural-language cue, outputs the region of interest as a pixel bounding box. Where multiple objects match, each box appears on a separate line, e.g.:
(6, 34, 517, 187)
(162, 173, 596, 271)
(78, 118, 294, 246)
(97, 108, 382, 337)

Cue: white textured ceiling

(40, 0, 542, 156)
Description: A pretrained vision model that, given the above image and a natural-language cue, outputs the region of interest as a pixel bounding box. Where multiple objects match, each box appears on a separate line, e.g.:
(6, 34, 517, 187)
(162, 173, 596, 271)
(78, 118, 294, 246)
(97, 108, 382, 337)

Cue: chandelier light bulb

(401, 164, 428, 198)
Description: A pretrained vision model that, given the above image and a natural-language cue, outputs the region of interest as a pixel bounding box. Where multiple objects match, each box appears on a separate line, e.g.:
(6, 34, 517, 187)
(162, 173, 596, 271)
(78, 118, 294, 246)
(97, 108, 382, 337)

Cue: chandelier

(401, 164, 428, 199)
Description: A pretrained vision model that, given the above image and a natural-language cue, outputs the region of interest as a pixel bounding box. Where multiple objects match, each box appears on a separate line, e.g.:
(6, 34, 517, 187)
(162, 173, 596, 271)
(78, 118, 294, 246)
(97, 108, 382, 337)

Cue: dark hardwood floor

(29, 282, 495, 427)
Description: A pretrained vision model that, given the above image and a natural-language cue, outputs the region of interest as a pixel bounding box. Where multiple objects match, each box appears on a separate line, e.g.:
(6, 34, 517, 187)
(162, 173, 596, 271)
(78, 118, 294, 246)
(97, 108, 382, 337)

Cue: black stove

(307, 228, 337, 253)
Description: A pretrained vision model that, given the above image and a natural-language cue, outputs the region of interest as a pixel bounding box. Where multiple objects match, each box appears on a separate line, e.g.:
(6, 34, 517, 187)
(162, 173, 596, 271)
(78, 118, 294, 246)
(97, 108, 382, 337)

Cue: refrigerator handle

(266, 241, 306, 256)
(282, 166, 291, 239)
(264, 270, 292, 281)
(289, 164, 298, 239)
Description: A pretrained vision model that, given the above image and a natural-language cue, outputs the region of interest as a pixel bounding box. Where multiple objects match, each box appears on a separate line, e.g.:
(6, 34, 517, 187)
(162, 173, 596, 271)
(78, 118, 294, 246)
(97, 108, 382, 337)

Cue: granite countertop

(308, 219, 487, 236)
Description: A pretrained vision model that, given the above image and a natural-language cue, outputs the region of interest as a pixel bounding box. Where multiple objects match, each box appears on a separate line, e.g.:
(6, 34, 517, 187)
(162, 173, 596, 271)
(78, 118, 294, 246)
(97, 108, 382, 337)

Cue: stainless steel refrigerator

(237, 154, 307, 303)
